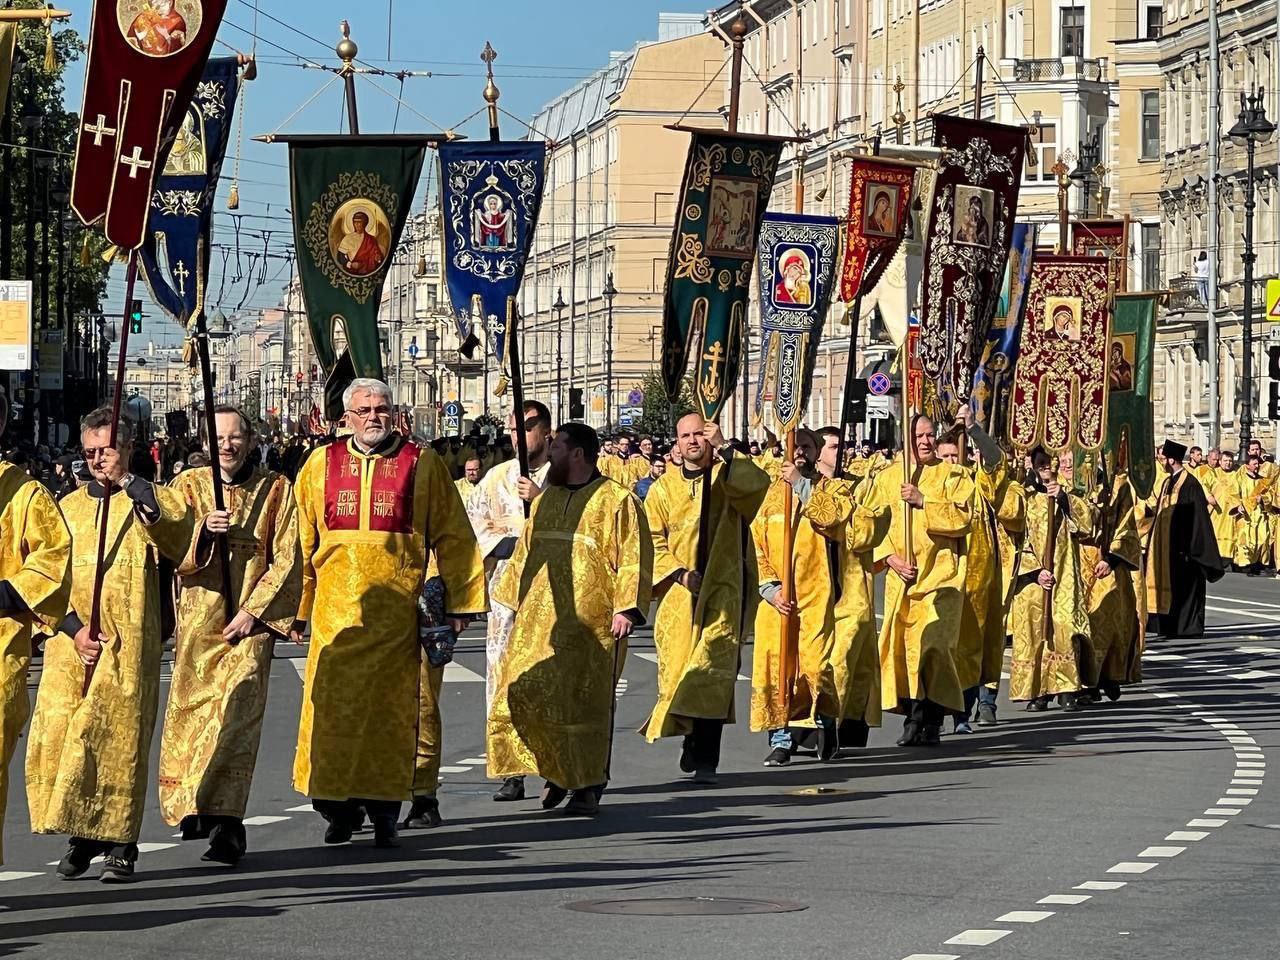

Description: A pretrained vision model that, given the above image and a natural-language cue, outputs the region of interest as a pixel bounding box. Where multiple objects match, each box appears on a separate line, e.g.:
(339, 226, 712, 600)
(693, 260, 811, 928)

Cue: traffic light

(569, 387, 585, 420)
(1269, 346, 1280, 421)
(128, 299, 143, 335)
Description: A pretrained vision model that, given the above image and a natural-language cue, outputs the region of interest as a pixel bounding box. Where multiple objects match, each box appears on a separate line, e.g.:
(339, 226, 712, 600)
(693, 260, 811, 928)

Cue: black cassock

(1146, 468, 1224, 639)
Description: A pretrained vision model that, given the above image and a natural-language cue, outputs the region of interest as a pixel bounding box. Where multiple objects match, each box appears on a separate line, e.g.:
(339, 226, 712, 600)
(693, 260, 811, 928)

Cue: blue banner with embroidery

(439, 140, 547, 388)
(971, 221, 1036, 446)
(752, 212, 840, 432)
(138, 57, 241, 328)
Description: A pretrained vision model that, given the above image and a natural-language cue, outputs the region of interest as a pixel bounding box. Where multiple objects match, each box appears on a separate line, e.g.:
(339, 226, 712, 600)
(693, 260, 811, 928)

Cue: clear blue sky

(53, 0, 711, 351)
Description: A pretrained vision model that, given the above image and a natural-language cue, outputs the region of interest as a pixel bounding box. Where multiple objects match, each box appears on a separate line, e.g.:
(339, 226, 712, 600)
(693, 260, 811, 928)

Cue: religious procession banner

(752, 212, 839, 432)
(1008, 255, 1112, 454)
(662, 128, 783, 421)
(838, 156, 915, 302)
(919, 115, 1027, 410)
(971, 222, 1037, 444)
(1072, 218, 1129, 293)
(0, 23, 17, 120)
(438, 140, 548, 381)
(71, 0, 230, 250)
(279, 134, 432, 415)
(137, 56, 240, 327)
(1106, 292, 1157, 497)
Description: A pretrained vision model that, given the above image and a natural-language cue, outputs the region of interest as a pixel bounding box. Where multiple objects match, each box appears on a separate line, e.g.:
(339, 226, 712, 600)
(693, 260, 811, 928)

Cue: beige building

(518, 13, 723, 428)
(1114, 0, 1280, 452)
(120, 344, 192, 436)
(704, 0, 1152, 439)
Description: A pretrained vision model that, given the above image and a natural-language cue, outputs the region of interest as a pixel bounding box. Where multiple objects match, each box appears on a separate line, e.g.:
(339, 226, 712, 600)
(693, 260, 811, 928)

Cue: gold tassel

(101, 243, 118, 264)
(79, 232, 91, 267)
(43, 19, 55, 72)
(227, 182, 239, 210)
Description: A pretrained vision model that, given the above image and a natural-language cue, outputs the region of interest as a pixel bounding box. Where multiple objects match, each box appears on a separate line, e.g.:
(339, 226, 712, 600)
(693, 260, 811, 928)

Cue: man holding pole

(642, 413, 768, 783)
(487, 422, 652, 815)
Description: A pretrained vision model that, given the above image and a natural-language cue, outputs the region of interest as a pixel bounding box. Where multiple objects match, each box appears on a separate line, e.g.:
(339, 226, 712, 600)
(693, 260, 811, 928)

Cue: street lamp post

(553, 288, 566, 424)
(1069, 131, 1100, 220)
(603, 272, 617, 431)
(1229, 86, 1275, 447)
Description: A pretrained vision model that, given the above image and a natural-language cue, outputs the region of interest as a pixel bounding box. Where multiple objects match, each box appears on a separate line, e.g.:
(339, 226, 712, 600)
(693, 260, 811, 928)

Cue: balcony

(1012, 57, 1107, 83)
(1163, 276, 1208, 322)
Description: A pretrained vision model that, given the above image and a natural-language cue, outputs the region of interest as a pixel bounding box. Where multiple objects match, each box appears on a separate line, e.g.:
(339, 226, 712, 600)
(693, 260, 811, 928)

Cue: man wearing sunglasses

(290, 379, 486, 849)
(465, 400, 553, 802)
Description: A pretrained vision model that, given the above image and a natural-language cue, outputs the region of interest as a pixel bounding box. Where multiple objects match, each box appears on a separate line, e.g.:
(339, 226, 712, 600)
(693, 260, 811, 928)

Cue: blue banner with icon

(971, 222, 1036, 446)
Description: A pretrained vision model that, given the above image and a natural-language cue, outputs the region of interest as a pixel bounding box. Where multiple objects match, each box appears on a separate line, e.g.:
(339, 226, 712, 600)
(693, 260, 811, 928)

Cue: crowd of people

(0, 377, 1240, 884)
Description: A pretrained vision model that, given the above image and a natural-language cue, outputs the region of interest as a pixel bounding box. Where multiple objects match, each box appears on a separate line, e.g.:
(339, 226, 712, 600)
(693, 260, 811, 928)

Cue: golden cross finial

(481, 41, 500, 106)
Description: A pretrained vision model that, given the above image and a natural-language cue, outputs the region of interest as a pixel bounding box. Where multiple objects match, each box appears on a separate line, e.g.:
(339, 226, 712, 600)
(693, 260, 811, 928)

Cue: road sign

(627, 388, 643, 405)
(442, 401, 463, 435)
(1268, 279, 1280, 321)
(0, 281, 32, 371)
(867, 371, 891, 396)
(618, 404, 642, 427)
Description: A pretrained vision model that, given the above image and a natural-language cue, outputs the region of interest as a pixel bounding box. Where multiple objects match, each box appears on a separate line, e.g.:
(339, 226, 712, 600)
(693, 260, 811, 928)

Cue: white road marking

(289, 659, 306, 680)
(1076, 880, 1126, 890)
(459, 757, 486, 765)
(1138, 846, 1185, 858)
(1214, 797, 1252, 806)
(1217, 595, 1280, 610)
(439, 765, 472, 774)
(243, 816, 290, 827)
(633, 650, 750, 680)
(1227, 788, 1259, 796)
(0, 871, 43, 881)
(286, 804, 314, 812)
(1144, 653, 1187, 661)
(1232, 779, 1264, 785)
(900, 955, 960, 960)
(1151, 691, 1178, 699)
(1038, 894, 1091, 905)
(1204, 808, 1242, 816)
(995, 911, 1054, 923)
(1237, 760, 1266, 767)
(1187, 818, 1228, 828)
(1165, 831, 1209, 841)
(444, 662, 485, 683)
(1205, 603, 1280, 622)
(1107, 862, 1157, 874)
(944, 930, 1011, 947)
(1231, 670, 1275, 680)
(1235, 646, 1276, 655)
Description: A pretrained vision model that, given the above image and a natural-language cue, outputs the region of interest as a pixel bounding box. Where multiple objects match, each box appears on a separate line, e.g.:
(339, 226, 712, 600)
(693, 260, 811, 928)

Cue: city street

(1, 575, 1277, 959)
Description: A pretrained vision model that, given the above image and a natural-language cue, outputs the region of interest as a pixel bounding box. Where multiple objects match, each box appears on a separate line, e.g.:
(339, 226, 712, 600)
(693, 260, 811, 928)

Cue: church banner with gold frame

(662, 128, 783, 421)
(138, 56, 240, 327)
(1106, 292, 1157, 497)
(972, 221, 1036, 445)
(1008, 255, 1112, 454)
(752, 212, 839, 432)
(1072, 217, 1129, 293)
(281, 134, 435, 416)
(919, 115, 1027, 409)
(838, 156, 915, 301)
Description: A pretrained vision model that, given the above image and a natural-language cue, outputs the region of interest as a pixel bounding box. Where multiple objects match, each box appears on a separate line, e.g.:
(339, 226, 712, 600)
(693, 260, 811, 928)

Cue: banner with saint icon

(283, 135, 432, 416)
(71, 0, 230, 250)
(919, 115, 1027, 410)
(752, 213, 839, 432)
(1072, 218, 1130, 293)
(1008, 255, 1112, 454)
(971, 222, 1036, 444)
(1104, 292, 1157, 497)
(838, 156, 915, 301)
(137, 56, 240, 327)
(438, 140, 548, 378)
(662, 129, 783, 420)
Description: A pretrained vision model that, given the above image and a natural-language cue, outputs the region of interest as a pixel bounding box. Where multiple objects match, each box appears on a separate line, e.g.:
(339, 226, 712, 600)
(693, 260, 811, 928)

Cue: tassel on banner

(79, 232, 91, 267)
(226, 183, 239, 210)
(43, 15, 55, 72)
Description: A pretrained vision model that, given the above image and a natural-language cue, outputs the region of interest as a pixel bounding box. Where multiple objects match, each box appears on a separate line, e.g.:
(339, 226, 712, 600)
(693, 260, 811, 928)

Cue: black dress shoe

(837, 718, 870, 749)
(324, 819, 354, 844)
(99, 845, 138, 884)
(920, 725, 941, 746)
(762, 746, 791, 767)
(1027, 697, 1050, 712)
(564, 789, 601, 816)
(493, 776, 525, 801)
(540, 782, 568, 809)
(403, 796, 443, 829)
(896, 721, 921, 746)
(1058, 692, 1081, 712)
(817, 722, 838, 761)
(202, 823, 245, 865)
(1101, 680, 1122, 702)
(56, 840, 98, 880)
(372, 816, 399, 849)
(679, 736, 696, 773)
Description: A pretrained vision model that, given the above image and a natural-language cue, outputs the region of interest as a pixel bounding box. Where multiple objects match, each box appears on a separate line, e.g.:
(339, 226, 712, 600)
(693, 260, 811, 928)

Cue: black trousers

(686, 718, 725, 769)
(903, 698, 944, 728)
(313, 798, 401, 825)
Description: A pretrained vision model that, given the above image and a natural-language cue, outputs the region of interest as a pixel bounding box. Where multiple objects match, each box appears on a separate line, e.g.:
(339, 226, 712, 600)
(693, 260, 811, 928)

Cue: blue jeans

(979, 684, 998, 708)
(769, 715, 836, 750)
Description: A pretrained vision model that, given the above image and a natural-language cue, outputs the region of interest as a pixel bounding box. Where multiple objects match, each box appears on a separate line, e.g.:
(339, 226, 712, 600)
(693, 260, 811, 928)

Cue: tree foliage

(631, 370, 694, 439)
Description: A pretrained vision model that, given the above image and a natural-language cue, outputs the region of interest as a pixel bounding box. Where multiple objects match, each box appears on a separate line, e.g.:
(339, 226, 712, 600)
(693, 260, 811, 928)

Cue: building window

(1141, 223, 1161, 290)
(1023, 122, 1057, 182)
(1142, 2, 1162, 39)
(1059, 5, 1084, 58)
(1141, 90, 1161, 159)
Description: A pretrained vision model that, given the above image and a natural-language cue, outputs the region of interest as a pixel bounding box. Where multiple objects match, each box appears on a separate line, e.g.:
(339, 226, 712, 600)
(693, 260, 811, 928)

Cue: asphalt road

(2, 574, 1279, 959)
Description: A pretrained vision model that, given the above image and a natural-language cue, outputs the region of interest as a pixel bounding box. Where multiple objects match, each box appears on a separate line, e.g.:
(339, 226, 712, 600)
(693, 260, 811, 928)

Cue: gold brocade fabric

(749, 478, 839, 732)
(641, 456, 769, 741)
(487, 478, 652, 789)
(1233, 472, 1271, 567)
(1205, 467, 1240, 562)
(806, 477, 887, 728)
(1079, 476, 1145, 687)
(412, 661, 444, 795)
(156, 467, 301, 825)
(1008, 491, 1093, 700)
(958, 460, 1008, 690)
(454, 476, 477, 503)
(866, 456, 973, 714)
(292, 439, 486, 803)
(0, 464, 71, 864)
(26, 486, 192, 844)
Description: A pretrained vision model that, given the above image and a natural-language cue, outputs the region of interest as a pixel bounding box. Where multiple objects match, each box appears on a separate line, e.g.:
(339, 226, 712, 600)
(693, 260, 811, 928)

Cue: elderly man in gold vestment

(26, 408, 192, 882)
(488, 423, 652, 816)
(865, 416, 974, 746)
(291, 379, 486, 849)
(1209, 450, 1241, 563)
(1233, 452, 1272, 575)
(642, 413, 769, 783)
(0, 433, 71, 866)
(156, 405, 300, 866)
(467, 400, 552, 802)
(1008, 450, 1093, 711)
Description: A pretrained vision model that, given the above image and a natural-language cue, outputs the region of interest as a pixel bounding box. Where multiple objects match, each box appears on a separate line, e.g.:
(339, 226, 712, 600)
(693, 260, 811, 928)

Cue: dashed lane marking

(1038, 894, 1091, 905)
(1165, 831, 1210, 841)
(1076, 881, 1127, 891)
(994, 911, 1055, 923)
(439, 765, 472, 774)
(1187, 818, 1229, 827)
(286, 804, 314, 812)
(944, 930, 1011, 947)
(0, 871, 44, 881)
(1107, 862, 1158, 874)
(900, 955, 960, 960)
(1137, 846, 1185, 858)
(243, 816, 290, 826)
